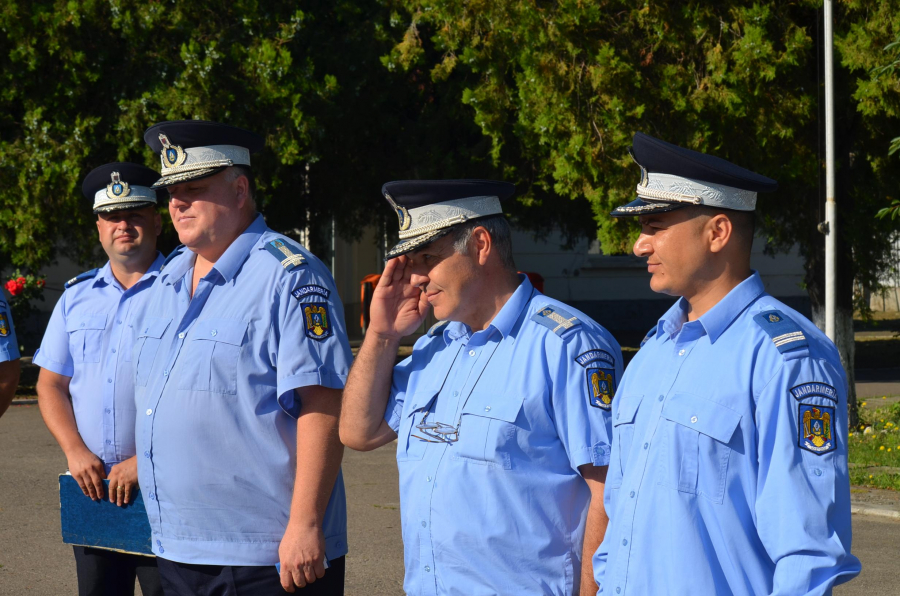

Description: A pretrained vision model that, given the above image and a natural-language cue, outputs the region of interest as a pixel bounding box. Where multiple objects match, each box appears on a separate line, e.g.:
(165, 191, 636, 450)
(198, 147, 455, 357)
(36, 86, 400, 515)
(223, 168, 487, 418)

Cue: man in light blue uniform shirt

(134, 120, 351, 595)
(34, 162, 164, 595)
(342, 180, 621, 595)
(0, 293, 21, 418)
(593, 133, 860, 595)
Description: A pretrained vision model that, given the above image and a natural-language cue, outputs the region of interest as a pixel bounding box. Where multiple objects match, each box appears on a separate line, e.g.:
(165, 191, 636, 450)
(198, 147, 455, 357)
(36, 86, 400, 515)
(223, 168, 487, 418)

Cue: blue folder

(59, 474, 153, 556)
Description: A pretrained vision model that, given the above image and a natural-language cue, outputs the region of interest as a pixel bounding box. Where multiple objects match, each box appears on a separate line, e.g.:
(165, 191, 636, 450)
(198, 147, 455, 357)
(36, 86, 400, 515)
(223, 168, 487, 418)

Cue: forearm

(36, 372, 86, 455)
(339, 332, 400, 449)
(580, 499, 609, 596)
(0, 359, 21, 418)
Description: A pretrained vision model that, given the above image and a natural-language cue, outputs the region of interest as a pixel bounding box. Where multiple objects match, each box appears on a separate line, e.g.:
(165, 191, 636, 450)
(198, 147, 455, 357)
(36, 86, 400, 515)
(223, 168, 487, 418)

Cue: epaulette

(639, 326, 657, 348)
(65, 268, 99, 289)
(427, 320, 450, 337)
(264, 238, 307, 272)
(753, 309, 809, 355)
(531, 305, 581, 338)
(160, 245, 186, 271)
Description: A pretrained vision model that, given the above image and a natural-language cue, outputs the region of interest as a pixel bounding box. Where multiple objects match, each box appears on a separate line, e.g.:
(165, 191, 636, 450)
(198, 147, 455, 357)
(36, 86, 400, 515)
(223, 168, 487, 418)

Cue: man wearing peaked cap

(133, 120, 352, 595)
(34, 162, 164, 595)
(341, 180, 623, 595)
(592, 133, 860, 594)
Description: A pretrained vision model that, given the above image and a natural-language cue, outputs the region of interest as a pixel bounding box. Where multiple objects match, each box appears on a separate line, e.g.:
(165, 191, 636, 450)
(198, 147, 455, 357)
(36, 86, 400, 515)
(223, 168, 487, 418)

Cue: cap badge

(158, 133, 187, 169)
(105, 171, 132, 199)
(384, 192, 411, 231)
(628, 147, 649, 188)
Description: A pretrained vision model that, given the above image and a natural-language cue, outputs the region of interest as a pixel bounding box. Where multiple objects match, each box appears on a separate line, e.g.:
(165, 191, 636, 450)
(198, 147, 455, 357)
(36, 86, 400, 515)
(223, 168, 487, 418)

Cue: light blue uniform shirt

(0, 295, 20, 362)
(134, 214, 352, 566)
(386, 275, 622, 596)
(593, 272, 861, 595)
(33, 255, 164, 473)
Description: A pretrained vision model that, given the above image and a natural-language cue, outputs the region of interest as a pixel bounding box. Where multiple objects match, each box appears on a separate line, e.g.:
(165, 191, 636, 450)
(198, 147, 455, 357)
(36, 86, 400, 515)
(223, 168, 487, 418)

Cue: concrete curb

(11, 399, 37, 406)
(851, 505, 900, 520)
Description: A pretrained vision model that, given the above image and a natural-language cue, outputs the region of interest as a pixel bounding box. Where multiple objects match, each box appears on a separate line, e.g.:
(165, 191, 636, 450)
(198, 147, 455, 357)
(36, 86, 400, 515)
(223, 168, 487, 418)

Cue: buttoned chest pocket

(135, 317, 172, 387)
(659, 393, 742, 504)
(608, 395, 643, 489)
(66, 314, 108, 364)
(396, 390, 438, 462)
(178, 319, 248, 395)
(450, 392, 524, 470)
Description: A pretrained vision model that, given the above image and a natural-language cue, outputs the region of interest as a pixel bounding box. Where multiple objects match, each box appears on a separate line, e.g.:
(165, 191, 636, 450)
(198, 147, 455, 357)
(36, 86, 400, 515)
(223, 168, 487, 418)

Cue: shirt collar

(443, 274, 534, 344)
(93, 252, 165, 289)
(162, 214, 267, 285)
(655, 271, 765, 343)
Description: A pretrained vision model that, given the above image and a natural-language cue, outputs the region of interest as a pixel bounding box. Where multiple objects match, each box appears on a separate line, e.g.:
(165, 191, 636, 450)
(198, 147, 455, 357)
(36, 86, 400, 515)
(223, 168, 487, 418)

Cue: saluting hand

(367, 256, 429, 340)
(107, 456, 139, 507)
(66, 446, 106, 502)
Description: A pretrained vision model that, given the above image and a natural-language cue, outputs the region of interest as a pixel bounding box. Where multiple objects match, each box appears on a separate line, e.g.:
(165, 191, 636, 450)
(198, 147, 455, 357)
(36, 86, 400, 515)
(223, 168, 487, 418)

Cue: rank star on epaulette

(798, 404, 836, 455)
(531, 305, 580, 337)
(586, 367, 616, 410)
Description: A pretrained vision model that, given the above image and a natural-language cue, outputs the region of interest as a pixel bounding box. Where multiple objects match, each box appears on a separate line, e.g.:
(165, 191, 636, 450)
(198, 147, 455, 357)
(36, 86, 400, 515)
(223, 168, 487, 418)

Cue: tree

(385, 0, 900, 427)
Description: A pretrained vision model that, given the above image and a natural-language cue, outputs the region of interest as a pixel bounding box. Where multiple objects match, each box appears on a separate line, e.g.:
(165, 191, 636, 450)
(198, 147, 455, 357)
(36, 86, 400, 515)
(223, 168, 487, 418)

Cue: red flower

(15, 277, 26, 288)
(5, 280, 22, 296)
(37, 279, 46, 288)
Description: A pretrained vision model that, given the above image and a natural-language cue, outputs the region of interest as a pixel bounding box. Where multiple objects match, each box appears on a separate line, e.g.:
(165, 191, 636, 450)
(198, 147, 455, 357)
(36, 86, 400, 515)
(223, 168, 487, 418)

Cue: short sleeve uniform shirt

(0, 296, 19, 363)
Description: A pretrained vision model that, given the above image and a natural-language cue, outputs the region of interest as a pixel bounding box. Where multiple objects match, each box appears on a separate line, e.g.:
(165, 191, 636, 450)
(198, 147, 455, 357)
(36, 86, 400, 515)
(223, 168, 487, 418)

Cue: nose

(409, 271, 430, 290)
(168, 192, 187, 208)
(633, 233, 653, 258)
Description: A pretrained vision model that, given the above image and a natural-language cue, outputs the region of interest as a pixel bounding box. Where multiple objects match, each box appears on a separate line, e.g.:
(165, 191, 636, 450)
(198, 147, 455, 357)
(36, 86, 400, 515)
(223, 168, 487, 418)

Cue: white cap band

(93, 185, 156, 212)
(399, 195, 502, 239)
(638, 172, 757, 211)
(160, 144, 251, 176)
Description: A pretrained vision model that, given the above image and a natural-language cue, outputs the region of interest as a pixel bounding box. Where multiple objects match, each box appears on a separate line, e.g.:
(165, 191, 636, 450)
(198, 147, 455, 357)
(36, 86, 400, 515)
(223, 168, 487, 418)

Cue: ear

(470, 226, 492, 266)
(232, 173, 250, 209)
(707, 214, 734, 254)
(153, 211, 163, 237)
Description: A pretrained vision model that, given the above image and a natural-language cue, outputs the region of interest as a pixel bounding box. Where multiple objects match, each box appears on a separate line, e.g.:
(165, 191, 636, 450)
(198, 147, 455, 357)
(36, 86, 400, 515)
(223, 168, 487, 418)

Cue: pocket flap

(192, 319, 248, 346)
(137, 317, 172, 339)
(65, 313, 108, 332)
(661, 393, 741, 443)
(460, 392, 523, 423)
(613, 395, 643, 427)
(404, 389, 440, 418)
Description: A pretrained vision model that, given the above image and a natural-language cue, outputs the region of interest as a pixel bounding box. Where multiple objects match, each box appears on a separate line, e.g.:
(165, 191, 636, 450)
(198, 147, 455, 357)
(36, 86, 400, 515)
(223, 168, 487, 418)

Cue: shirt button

(690, 416, 698, 424)
(678, 349, 685, 356)
(146, 409, 153, 416)
(80, 322, 85, 328)
(643, 442, 649, 449)
(622, 539, 628, 546)
(150, 492, 156, 500)
(105, 408, 111, 414)
(421, 521, 427, 527)
(106, 440, 111, 445)
(814, 468, 823, 477)
(616, 589, 621, 594)
(163, 370, 169, 377)
(426, 476, 432, 482)
(629, 491, 635, 498)
(211, 330, 218, 337)
(144, 328, 149, 333)
(117, 320, 122, 325)
(178, 332, 185, 339)
(658, 395, 664, 402)
(424, 566, 431, 573)
(452, 391, 459, 397)
(144, 451, 150, 458)
(468, 350, 475, 356)
(484, 406, 491, 412)
(111, 348, 116, 354)
(107, 378, 112, 383)
(616, 412, 621, 420)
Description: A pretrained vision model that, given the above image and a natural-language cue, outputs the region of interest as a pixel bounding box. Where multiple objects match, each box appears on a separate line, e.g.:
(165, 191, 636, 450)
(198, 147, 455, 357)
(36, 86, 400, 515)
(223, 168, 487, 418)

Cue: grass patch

(849, 400, 900, 490)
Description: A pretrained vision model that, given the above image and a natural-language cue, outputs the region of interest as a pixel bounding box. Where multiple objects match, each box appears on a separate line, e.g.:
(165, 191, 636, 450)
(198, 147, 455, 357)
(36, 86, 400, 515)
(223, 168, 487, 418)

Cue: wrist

(363, 331, 403, 349)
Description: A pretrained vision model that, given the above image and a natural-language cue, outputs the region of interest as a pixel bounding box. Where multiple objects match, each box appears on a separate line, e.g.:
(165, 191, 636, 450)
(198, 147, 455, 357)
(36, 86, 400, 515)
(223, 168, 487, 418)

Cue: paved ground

(0, 404, 896, 595)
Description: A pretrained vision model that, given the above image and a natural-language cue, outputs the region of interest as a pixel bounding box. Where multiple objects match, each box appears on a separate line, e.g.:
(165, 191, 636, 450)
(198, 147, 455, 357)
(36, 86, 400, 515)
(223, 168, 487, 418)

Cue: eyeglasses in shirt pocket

(450, 391, 524, 470)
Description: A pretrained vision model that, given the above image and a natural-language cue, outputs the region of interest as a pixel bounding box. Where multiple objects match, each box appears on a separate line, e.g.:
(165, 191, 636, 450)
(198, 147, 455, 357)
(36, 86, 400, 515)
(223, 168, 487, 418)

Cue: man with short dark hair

(592, 133, 860, 595)
(0, 292, 21, 418)
(34, 162, 165, 595)
(341, 180, 621, 595)
(134, 120, 351, 595)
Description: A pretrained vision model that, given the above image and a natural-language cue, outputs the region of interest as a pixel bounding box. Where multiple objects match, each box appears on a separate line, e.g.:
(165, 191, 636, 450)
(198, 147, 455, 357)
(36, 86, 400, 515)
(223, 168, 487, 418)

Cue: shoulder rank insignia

(798, 404, 836, 455)
(0, 311, 9, 337)
(303, 302, 333, 341)
(640, 325, 658, 348)
(161, 245, 186, 271)
(531, 305, 581, 337)
(265, 238, 307, 272)
(64, 268, 99, 289)
(790, 382, 838, 403)
(427, 320, 450, 337)
(752, 309, 808, 354)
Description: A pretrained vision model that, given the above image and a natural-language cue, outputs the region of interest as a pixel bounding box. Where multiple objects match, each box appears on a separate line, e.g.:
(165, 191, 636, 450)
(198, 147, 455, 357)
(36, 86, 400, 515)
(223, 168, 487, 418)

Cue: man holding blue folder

(34, 162, 165, 596)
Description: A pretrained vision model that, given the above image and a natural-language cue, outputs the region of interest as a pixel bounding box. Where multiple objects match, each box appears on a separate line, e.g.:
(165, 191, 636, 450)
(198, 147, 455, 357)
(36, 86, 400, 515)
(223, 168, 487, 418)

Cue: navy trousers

(73, 546, 164, 596)
(157, 556, 346, 596)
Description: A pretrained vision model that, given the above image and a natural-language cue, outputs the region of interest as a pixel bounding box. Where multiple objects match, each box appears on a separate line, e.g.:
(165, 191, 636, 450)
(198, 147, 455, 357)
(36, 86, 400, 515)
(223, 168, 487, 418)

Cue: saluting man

(34, 163, 165, 595)
(340, 180, 622, 595)
(592, 133, 861, 595)
(133, 120, 351, 595)
(0, 290, 21, 418)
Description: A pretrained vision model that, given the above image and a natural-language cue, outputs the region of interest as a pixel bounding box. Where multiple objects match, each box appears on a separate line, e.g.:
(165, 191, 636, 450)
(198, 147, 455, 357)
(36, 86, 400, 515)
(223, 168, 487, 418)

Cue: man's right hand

(367, 256, 429, 340)
(66, 446, 106, 501)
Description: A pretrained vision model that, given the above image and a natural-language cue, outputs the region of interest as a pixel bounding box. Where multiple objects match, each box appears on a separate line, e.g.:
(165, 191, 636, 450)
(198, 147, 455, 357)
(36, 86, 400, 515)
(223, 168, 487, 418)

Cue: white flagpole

(824, 0, 837, 342)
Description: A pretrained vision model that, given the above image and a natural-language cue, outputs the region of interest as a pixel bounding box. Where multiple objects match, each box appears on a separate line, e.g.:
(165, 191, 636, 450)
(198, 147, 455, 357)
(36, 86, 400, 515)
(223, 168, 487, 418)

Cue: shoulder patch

(798, 403, 836, 455)
(790, 382, 838, 403)
(292, 284, 331, 301)
(0, 311, 10, 337)
(64, 268, 99, 289)
(531, 305, 581, 338)
(586, 367, 616, 411)
(640, 325, 658, 348)
(265, 238, 307, 272)
(753, 309, 808, 354)
(575, 349, 615, 368)
(160, 245, 186, 271)
(427, 320, 450, 337)
(302, 302, 333, 341)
